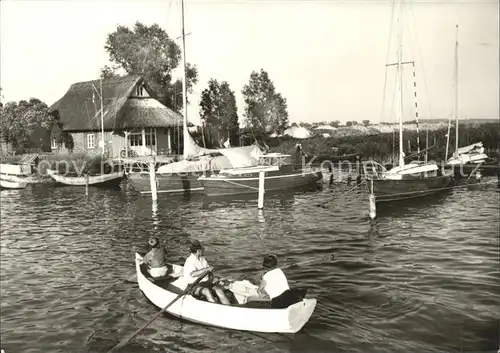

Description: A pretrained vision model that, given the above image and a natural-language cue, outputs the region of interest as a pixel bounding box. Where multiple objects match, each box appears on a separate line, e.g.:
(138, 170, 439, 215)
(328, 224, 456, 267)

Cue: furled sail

(157, 132, 263, 174)
(448, 141, 488, 165)
(183, 131, 219, 159)
(217, 145, 263, 168)
(454, 142, 484, 156)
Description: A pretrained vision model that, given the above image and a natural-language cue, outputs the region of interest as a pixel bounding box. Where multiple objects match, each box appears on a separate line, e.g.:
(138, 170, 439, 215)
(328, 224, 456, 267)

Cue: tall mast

(454, 24, 459, 154)
(397, 0, 404, 167)
(425, 125, 429, 162)
(100, 78, 105, 157)
(181, 0, 189, 159)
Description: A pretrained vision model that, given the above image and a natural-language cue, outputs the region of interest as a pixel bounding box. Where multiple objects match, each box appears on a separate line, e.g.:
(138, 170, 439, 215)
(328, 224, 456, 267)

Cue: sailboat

(127, 0, 266, 195)
(444, 25, 489, 179)
(363, 0, 452, 203)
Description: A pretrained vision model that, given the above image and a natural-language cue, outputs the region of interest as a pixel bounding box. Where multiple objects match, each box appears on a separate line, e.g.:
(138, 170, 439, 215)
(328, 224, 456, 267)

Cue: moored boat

(134, 253, 316, 333)
(127, 143, 264, 194)
(364, 161, 452, 203)
(199, 154, 323, 197)
(46, 169, 125, 188)
(364, 0, 453, 204)
(442, 28, 491, 179)
(0, 178, 28, 189)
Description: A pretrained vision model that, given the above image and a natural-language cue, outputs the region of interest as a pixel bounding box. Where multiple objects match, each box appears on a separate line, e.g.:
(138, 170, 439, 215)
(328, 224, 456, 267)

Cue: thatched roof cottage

(49, 75, 183, 158)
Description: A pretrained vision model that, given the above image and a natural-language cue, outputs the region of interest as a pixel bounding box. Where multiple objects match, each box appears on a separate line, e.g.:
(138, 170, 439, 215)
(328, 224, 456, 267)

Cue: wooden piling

(149, 157, 158, 202)
(369, 179, 376, 220)
(85, 173, 89, 196)
(258, 171, 265, 209)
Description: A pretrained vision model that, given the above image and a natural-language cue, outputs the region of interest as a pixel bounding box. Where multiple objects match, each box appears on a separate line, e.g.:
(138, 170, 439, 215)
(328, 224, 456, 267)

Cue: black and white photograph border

(1, 0, 499, 352)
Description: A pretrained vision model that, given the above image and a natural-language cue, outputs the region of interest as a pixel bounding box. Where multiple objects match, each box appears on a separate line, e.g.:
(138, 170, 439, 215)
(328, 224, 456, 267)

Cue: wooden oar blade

(285, 253, 335, 269)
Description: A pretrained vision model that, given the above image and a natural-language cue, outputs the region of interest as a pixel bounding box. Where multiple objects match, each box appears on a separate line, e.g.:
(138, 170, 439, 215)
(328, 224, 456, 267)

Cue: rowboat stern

(286, 298, 317, 333)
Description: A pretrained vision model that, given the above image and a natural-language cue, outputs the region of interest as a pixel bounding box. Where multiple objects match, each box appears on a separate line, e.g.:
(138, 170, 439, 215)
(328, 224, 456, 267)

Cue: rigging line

(409, 1, 433, 119)
(380, 0, 397, 124)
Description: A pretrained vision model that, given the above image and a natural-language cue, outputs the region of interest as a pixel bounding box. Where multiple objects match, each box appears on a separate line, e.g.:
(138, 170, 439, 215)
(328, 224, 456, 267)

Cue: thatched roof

(49, 75, 183, 132)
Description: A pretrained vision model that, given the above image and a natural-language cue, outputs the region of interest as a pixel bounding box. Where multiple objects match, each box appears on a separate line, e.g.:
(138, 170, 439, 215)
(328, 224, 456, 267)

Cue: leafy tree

(0, 98, 53, 150)
(363, 120, 370, 126)
(199, 79, 239, 147)
(346, 121, 353, 127)
(102, 22, 198, 111)
(242, 69, 289, 139)
(100, 65, 122, 80)
(330, 120, 341, 128)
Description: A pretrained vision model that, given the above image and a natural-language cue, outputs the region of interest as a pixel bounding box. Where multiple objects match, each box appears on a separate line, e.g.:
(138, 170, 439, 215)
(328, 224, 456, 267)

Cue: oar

(107, 269, 211, 353)
(220, 253, 335, 286)
(283, 253, 335, 269)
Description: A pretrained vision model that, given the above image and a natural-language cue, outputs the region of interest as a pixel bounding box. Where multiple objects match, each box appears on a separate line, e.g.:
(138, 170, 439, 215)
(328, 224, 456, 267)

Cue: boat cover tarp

(158, 130, 263, 174)
(156, 155, 233, 174)
(217, 145, 263, 168)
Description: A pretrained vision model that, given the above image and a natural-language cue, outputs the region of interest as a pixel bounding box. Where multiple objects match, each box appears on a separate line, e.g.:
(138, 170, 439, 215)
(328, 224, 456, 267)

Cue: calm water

(1, 178, 499, 353)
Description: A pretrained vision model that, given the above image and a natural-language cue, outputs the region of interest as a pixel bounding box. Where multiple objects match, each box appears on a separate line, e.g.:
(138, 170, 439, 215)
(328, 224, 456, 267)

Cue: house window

(87, 134, 95, 149)
(145, 128, 156, 147)
(129, 133, 142, 146)
(51, 139, 58, 149)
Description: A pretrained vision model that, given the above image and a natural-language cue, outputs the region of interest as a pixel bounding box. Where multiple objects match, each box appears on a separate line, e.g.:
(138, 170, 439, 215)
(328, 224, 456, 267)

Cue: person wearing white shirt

(257, 254, 302, 309)
(174, 240, 231, 305)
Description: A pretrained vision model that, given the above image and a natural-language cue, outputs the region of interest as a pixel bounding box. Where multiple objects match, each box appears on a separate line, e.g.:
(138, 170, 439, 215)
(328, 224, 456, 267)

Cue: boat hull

(46, 170, 124, 188)
(367, 175, 452, 203)
(135, 253, 316, 333)
(199, 170, 323, 197)
(127, 171, 216, 194)
(0, 178, 28, 189)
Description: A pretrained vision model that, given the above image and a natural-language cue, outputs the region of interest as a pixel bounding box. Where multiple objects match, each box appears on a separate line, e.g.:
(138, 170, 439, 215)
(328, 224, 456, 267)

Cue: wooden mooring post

(258, 171, 265, 209)
(369, 179, 376, 220)
(85, 173, 89, 197)
(149, 157, 158, 203)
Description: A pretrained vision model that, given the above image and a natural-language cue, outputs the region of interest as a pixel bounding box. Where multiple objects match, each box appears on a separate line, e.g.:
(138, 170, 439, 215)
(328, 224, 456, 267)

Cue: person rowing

(257, 254, 303, 309)
(173, 240, 231, 305)
(142, 237, 168, 278)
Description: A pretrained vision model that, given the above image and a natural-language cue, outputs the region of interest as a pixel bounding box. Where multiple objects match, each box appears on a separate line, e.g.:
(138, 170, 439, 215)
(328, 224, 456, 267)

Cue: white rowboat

(135, 253, 317, 333)
(0, 178, 28, 189)
(46, 169, 124, 188)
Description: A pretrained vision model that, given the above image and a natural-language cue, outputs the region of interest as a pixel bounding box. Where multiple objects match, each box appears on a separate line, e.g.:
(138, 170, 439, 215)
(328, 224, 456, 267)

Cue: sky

(1, 0, 498, 127)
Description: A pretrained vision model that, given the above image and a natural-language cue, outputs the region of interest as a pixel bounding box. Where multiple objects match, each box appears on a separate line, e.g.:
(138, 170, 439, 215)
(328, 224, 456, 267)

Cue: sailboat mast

(181, 0, 189, 159)
(425, 125, 429, 162)
(100, 78, 105, 157)
(454, 24, 459, 154)
(397, 0, 404, 167)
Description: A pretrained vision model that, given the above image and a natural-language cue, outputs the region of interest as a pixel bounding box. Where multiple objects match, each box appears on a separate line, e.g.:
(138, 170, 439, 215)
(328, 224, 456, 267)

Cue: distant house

(49, 75, 183, 158)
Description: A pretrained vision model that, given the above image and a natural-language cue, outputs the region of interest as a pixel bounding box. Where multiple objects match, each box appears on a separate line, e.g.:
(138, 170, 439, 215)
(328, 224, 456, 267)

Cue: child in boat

(143, 237, 168, 278)
(257, 254, 302, 309)
(174, 240, 231, 305)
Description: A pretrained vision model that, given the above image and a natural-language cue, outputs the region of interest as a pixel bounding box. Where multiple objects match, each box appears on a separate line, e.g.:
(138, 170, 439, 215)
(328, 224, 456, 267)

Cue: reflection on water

(1, 177, 499, 353)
